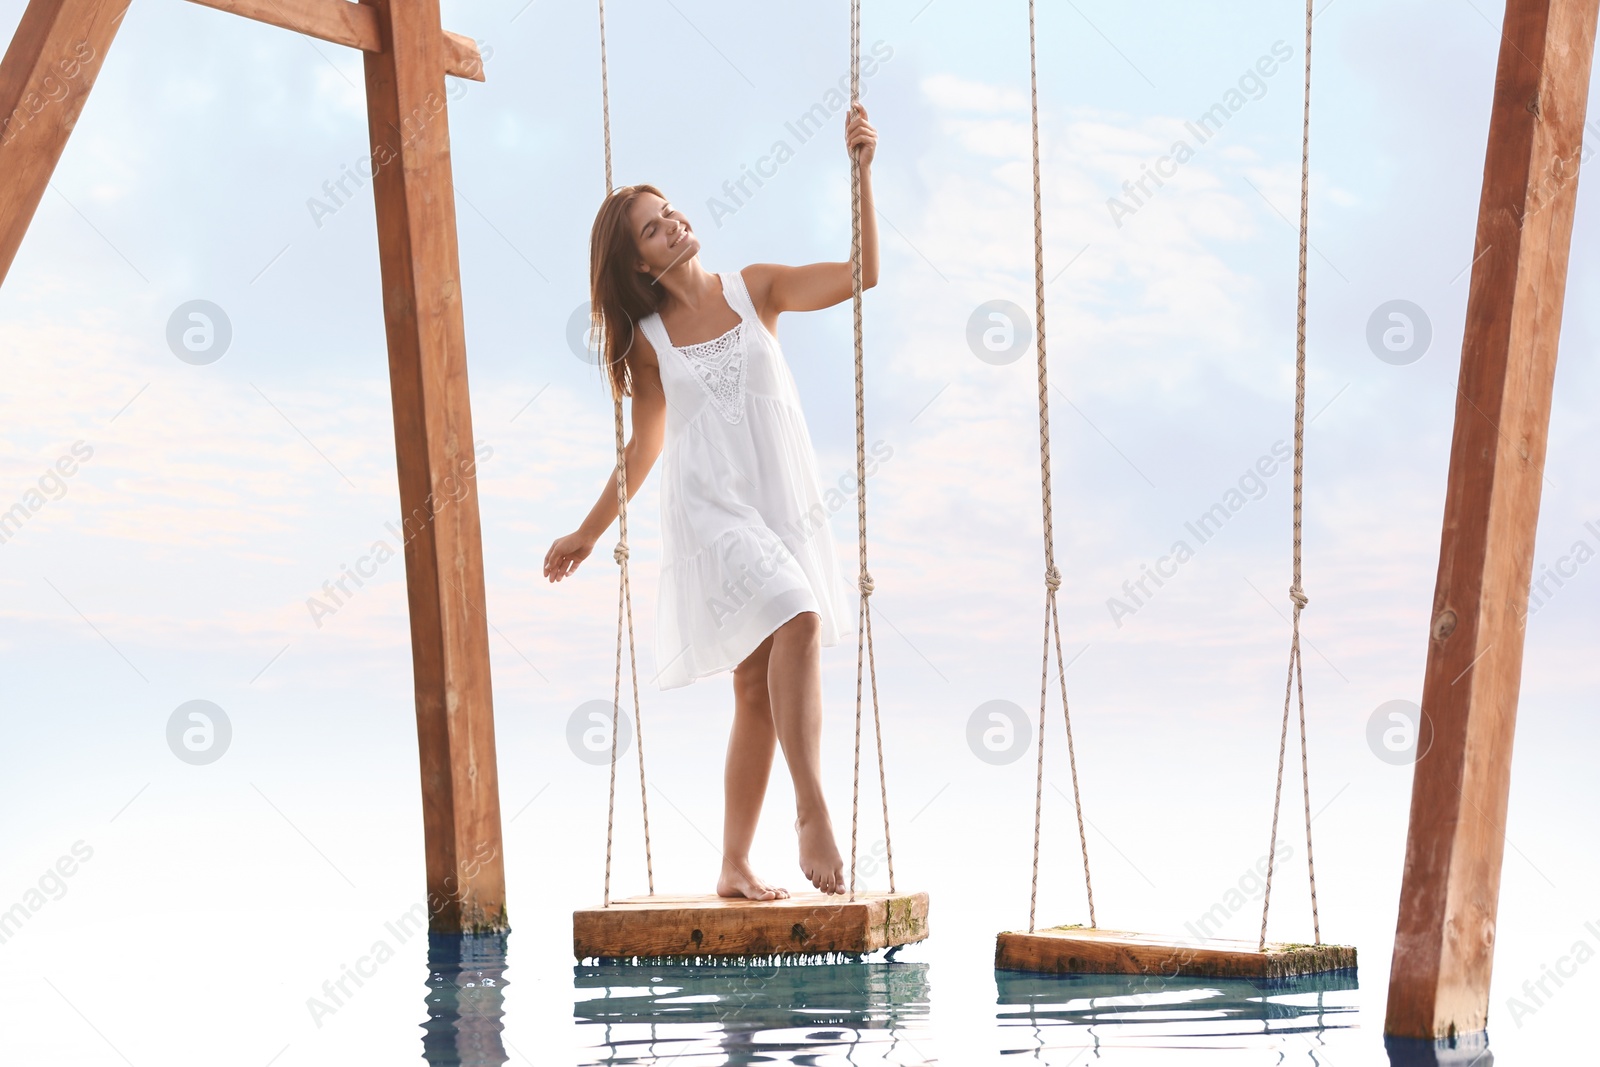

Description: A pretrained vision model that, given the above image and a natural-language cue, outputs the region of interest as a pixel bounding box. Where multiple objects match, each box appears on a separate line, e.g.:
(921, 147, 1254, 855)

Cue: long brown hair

(588, 183, 668, 401)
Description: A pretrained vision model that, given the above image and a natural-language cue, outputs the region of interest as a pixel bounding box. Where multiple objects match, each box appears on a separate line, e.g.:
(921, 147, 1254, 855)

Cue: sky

(1, 0, 1597, 1063)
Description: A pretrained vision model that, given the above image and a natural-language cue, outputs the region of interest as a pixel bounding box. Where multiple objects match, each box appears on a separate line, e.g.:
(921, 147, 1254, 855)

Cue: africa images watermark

(966, 699, 1032, 766)
(1520, 117, 1600, 231)
(0, 441, 94, 547)
(305, 439, 493, 628)
(0, 840, 95, 947)
(566, 699, 633, 766)
(1047, 841, 1294, 1005)
(1107, 39, 1294, 228)
(704, 438, 893, 629)
(1182, 840, 1292, 943)
(1522, 518, 1600, 624)
(0, 38, 96, 148)
(1106, 439, 1292, 627)
(305, 840, 499, 1028)
(704, 39, 894, 229)
(1503, 918, 1600, 1029)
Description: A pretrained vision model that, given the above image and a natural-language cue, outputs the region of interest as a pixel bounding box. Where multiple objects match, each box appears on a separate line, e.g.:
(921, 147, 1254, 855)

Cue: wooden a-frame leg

(1384, 0, 1598, 1040)
(2, 0, 508, 933)
(0, 0, 129, 285)
(361, 0, 507, 934)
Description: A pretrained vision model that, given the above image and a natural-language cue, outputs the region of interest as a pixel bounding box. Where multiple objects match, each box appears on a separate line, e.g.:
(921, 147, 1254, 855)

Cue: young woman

(543, 103, 879, 900)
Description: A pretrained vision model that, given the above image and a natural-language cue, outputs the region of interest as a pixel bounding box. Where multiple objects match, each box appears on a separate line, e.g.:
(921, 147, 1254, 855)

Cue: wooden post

(1385, 0, 1598, 1040)
(360, 0, 507, 934)
(0, 0, 130, 286)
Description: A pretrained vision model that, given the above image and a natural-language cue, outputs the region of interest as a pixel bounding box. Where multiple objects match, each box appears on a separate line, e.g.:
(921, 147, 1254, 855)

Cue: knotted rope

(598, 0, 653, 907)
(846, 0, 897, 903)
(1258, 0, 1320, 952)
(1025, 0, 1095, 935)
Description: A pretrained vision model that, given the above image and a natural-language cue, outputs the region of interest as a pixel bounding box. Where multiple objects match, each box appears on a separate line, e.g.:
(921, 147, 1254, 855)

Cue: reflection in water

(422, 931, 510, 1067)
(575, 959, 932, 1066)
(994, 969, 1359, 1061)
(1385, 1031, 1493, 1067)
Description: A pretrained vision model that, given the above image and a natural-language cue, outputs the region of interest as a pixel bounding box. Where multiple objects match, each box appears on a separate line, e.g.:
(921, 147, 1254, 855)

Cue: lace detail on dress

(675, 321, 747, 425)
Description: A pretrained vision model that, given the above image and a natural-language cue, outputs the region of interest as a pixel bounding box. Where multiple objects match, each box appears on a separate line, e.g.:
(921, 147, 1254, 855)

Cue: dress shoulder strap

(636, 309, 670, 354)
(723, 268, 760, 323)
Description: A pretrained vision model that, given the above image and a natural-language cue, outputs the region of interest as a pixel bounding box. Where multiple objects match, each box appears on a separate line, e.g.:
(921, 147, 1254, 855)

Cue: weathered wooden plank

(996, 926, 1356, 979)
(438, 30, 483, 81)
(1384, 0, 1600, 1041)
(183, 0, 485, 81)
(0, 0, 130, 286)
(361, 0, 505, 934)
(574, 892, 930, 959)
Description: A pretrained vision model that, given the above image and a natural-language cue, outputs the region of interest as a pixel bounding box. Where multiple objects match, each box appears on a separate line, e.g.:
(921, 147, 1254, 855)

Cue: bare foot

(796, 814, 846, 894)
(717, 858, 790, 901)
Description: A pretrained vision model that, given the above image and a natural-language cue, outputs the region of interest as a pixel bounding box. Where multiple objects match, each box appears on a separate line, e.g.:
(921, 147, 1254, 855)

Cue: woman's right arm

(543, 336, 667, 583)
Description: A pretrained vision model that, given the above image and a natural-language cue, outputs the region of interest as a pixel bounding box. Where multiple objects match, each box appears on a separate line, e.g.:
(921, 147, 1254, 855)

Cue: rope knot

(1289, 583, 1308, 610)
(858, 570, 875, 597)
(1044, 565, 1061, 593)
(613, 540, 629, 564)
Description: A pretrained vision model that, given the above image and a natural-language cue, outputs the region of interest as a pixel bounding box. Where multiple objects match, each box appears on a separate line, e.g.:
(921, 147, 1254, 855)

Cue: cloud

(0, 49, 1593, 738)
(919, 73, 1029, 115)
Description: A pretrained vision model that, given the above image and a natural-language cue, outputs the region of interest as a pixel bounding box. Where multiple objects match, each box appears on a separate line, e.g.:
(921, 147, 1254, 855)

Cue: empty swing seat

(574, 891, 930, 961)
(995, 925, 1356, 979)
(988, 0, 1356, 991)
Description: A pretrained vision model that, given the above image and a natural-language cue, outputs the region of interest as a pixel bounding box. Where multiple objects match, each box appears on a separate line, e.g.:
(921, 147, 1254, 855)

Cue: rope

(598, 0, 613, 193)
(845, 0, 896, 902)
(598, 0, 653, 907)
(1024, 0, 1094, 935)
(1259, 0, 1320, 952)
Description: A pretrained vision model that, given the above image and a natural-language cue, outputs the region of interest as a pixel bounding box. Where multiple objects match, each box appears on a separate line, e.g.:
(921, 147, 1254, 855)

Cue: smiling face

(627, 192, 698, 278)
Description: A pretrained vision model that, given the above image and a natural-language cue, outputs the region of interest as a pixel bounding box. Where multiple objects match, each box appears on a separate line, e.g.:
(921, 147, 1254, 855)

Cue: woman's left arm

(746, 102, 879, 320)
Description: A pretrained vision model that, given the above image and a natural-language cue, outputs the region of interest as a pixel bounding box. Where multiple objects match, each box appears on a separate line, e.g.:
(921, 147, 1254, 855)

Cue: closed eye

(643, 206, 676, 239)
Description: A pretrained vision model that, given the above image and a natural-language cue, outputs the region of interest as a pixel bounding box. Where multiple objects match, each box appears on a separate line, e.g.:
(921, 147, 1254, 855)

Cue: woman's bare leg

(716, 632, 790, 900)
(766, 610, 845, 894)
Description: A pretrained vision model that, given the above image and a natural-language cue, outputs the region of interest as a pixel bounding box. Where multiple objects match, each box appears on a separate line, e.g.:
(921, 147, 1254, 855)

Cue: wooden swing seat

(574, 890, 929, 961)
(995, 925, 1356, 979)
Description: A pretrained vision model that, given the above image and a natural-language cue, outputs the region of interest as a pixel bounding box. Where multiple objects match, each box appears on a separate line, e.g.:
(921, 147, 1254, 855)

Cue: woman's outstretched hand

(544, 530, 596, 583)
(846, 101, 876, 166)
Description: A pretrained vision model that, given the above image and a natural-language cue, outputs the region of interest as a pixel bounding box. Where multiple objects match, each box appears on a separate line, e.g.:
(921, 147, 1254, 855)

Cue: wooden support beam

(184, 0, 485, 81)
(361, 0, 506, 934)
(1384, 0, 1599, 1040)
(0, 0, 130, 287)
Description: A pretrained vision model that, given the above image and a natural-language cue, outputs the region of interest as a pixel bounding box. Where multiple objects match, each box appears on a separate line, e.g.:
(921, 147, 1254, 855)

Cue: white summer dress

(637, 268, 851, 690)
